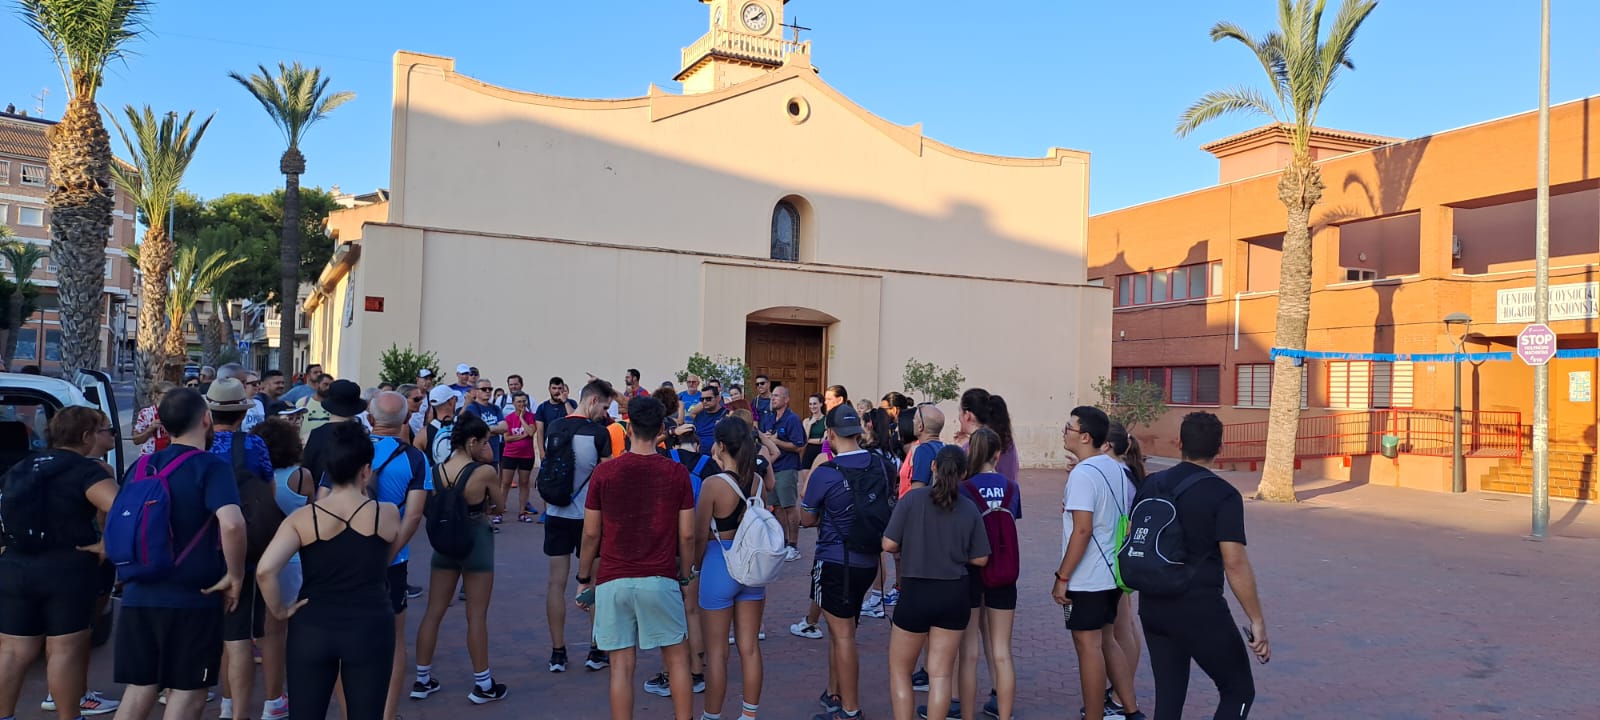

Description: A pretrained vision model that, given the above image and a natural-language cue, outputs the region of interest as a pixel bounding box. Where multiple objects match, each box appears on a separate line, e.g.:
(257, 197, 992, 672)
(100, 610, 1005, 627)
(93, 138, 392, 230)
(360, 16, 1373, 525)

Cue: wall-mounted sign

(364, 296, 385, 313)
(1570, 371, 1591, 403)
(1496, 282, 1597, 323)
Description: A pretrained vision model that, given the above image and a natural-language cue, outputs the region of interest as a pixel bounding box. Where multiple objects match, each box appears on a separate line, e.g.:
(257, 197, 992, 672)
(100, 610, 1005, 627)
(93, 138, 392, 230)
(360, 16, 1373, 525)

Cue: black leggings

(1139, 594, 1256, 720)
(287, 606, 396, 720)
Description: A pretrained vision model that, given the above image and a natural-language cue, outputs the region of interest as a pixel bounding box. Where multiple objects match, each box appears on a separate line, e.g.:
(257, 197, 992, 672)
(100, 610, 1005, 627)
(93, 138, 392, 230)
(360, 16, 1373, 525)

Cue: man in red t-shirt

(578, 396, 696, 720)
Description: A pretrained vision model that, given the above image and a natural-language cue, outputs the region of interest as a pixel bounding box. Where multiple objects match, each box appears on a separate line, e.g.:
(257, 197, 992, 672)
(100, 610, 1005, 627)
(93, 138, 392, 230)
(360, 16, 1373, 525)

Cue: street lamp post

(1444, 312, 1473, 494)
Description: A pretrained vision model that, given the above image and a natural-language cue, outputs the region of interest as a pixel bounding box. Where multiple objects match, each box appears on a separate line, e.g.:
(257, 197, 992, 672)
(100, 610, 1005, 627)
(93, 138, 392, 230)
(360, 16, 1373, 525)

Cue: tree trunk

(220, 300, 239, 351)
(193, 306, 216, 366)
(4, 290, 21, 366)
(1257, 159, 1325, 503)
(46, 90, 115, 376)
(136, 225, 177, 405)
(163, 309, 188, 378)
(277, 149, 305, 377)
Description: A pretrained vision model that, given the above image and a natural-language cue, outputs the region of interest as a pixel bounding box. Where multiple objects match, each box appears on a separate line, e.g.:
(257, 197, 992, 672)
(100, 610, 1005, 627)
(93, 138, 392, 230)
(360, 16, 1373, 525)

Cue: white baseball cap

(428, 385, 458, 407)
(455, 363, 472, 375)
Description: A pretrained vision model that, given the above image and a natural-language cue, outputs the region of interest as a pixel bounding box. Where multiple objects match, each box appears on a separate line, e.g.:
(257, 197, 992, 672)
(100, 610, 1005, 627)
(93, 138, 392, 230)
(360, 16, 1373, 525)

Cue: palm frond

(1209, 21, 1288, 107)
(0, 241, 49, 286)
(166, 246, 244, 327)
(110, 105, 213, 233)
(1313, 0, 1379, 124)
(228, 61, 355, 148)
(16, 0, 152, 97)
(1176, 88, 1279, 138)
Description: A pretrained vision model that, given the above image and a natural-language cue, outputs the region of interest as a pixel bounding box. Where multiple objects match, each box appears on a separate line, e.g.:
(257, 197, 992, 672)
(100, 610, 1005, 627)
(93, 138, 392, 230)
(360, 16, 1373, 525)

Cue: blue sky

(1, 1, 1595, 214)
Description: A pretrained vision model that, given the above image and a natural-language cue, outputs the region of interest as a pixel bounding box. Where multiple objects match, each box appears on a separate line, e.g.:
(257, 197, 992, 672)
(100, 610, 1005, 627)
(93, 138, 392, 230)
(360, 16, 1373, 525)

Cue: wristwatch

(576, 575, 592, 585)
(1053, 571, 1068, 583)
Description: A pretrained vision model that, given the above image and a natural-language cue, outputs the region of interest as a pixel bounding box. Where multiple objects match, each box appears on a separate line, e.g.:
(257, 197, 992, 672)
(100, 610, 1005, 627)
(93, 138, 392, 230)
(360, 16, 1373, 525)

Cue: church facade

(308, 0, 1109, 465)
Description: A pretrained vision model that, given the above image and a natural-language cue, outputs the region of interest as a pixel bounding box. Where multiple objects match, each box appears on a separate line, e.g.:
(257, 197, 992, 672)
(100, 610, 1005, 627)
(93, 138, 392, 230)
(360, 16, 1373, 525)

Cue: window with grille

(1235, 363, 1308, 408)
(770, 201, 799, 262)
(1326, 360, 1411, 409)
(20, 164, 45, 187)
(1113, 366, 1220, 406)
(18, 207, 43, 227)
(0, 161, 9, 184)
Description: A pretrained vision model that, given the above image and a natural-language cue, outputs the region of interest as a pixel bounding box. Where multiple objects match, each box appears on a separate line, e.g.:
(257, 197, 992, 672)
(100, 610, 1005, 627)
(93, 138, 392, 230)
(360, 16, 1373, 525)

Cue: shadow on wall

(395, 104, 1087, 287)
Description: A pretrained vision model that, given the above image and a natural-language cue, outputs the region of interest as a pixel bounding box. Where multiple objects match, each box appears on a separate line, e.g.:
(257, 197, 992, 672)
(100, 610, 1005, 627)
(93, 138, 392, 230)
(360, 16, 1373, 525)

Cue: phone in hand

(576, 586, 596, 610)
(1241, 625, 1268, 664)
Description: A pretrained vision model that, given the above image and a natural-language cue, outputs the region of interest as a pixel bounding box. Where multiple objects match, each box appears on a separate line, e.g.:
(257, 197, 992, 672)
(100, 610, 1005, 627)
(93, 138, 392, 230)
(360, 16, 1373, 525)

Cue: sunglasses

(701, 395, 716, 401)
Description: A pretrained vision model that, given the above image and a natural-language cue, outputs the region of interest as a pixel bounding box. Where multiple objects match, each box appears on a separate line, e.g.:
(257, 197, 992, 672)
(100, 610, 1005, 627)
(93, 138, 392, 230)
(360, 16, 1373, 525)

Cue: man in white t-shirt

(1053, 405, 1144, 720)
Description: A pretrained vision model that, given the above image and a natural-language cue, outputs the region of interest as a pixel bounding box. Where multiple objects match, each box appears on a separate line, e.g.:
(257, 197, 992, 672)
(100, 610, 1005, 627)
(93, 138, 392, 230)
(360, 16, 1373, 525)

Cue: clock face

(741, 2, 770, 32)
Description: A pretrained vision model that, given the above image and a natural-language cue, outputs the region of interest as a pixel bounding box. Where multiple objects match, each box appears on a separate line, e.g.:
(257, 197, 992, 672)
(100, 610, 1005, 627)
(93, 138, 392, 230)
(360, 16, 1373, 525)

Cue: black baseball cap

(826, 404, 864, 437)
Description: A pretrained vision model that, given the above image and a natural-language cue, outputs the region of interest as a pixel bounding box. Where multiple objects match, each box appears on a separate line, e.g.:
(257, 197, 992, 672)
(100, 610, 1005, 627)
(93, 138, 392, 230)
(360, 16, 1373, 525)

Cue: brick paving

(10, 467, 1598, 719)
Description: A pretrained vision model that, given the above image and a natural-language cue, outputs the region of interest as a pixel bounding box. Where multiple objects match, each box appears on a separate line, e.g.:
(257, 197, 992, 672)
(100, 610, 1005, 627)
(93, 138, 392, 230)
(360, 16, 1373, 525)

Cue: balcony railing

(1216, 409, 1524, 463)
(681, 28, 809, 71)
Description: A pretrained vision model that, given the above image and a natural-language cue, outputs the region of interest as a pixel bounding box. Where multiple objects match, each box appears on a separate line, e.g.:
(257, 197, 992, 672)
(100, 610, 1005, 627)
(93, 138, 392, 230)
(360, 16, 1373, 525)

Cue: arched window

(771, 201, 800, 262)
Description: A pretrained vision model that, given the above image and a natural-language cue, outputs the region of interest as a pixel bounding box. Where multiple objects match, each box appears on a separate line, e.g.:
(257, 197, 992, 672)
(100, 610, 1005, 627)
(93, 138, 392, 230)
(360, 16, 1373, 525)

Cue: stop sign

(1517, 323, 1557, 366)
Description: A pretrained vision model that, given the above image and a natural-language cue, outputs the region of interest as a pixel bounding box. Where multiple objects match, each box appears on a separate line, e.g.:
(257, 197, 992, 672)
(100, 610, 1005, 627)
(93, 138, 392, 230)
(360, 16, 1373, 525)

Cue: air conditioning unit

(1343, 268, 1377, 282)
(1451, 234, 1461, 260)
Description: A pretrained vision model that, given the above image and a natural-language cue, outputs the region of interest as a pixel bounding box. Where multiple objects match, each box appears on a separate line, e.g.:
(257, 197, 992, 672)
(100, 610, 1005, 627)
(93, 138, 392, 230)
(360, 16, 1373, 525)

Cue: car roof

(0, 372, 89, 406)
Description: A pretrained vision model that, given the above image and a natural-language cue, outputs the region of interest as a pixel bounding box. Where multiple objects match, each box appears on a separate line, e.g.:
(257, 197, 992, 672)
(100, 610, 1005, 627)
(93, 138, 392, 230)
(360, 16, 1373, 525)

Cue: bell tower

(677, 0, 809, 94)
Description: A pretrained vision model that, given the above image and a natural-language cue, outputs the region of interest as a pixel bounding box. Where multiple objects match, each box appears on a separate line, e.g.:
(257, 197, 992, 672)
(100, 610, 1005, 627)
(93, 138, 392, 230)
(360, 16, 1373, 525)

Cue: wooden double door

(745, 323, 825, 403)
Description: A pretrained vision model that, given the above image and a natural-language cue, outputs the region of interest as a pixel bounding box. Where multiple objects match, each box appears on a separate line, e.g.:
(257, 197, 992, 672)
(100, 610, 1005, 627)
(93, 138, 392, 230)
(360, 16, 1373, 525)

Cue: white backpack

(712, 473, 787, 587)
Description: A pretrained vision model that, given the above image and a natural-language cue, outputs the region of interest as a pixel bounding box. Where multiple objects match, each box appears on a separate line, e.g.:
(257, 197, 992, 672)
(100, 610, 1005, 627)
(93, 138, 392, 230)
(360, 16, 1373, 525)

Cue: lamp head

(1443, 312, 1473, 328)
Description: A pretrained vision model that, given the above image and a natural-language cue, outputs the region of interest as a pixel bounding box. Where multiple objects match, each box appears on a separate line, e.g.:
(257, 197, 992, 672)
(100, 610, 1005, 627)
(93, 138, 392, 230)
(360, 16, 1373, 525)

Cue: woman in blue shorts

(695, 417, 768, 719)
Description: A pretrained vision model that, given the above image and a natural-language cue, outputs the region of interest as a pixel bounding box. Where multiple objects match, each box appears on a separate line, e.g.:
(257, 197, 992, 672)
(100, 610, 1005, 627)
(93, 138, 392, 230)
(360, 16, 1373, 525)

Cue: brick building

(0, 107, 138, 374)
(1089, 96, 1600, 499)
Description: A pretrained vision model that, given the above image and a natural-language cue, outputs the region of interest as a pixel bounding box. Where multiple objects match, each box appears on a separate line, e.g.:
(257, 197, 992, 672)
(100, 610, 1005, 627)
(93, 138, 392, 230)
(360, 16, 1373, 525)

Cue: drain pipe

(1233, 292, 1243, 351)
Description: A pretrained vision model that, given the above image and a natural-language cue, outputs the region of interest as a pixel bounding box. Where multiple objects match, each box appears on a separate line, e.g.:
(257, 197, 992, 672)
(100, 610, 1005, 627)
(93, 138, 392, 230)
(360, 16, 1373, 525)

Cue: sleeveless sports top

(298, 499, 389, 610)
(808, 416, 826, 441)
(274, 467, 309, 516)
(710, 473, 750, 533)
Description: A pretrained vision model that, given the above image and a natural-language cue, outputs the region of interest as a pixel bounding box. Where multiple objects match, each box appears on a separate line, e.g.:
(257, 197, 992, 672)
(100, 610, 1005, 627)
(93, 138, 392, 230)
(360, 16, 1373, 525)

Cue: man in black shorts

(1053, 407, 1144, 720)
(541, 380, 613, 674)
(113, 389, 248, 720)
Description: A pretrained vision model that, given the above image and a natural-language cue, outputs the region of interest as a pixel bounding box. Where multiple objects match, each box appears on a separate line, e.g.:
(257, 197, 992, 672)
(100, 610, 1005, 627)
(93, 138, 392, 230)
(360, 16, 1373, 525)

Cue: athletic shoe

(406, 584, 424, 599)
(40, 694, 54, 712)
(410, 678, 440, 699)
(220, 698, 234, 720)
(262, 696, 291, 720)
(693, 673, 706, 693)
(467, 682, 508, 705)
(643, 672, 672, 698)
(760, 630, 767, 640)
(814, 712, 865, 720)
(1079, 705, 1124, 719)
(1122, 713, 1146, 720)
(918, 700, 960, 719)
(883, 587, 900, 606)
(784, 546, 801, 562)
(790, 618, 823, 639)
(585, 648, 610, 671)
(549, 648, 568, 673)
(818, 691, 842, 713)
(41, 693, 114, 715)
(861, 595, 887, 619)
(910, 668, 929, 692)
(157, 690, 217, 705)
(982, 689, 999, 718)
(1107, 689, 1125, 714)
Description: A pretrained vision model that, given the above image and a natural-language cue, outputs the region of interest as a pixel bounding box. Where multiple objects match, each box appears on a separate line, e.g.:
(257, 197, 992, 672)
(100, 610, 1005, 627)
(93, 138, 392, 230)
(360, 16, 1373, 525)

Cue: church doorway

(745, 321, 826, 404)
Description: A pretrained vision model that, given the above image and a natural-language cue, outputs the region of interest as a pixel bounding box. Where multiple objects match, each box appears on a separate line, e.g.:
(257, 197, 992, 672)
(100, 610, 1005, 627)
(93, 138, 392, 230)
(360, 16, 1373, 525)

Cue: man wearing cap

(300, 380, 370, 484)
(205, 379, 278, 720)
(448, 364, 475, 405)
(294, 372, 335, 440)
(415, 385, 460, 465)
(800, 404, 889, 720)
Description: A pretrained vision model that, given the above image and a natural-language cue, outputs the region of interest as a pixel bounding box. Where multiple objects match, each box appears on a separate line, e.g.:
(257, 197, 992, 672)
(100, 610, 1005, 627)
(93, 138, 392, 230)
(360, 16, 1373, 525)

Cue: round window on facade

(785, 96, 811, 124)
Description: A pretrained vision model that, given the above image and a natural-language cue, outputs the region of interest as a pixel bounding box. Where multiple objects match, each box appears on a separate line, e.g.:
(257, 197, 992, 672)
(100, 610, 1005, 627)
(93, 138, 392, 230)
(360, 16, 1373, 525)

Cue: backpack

(0, 452, 55, 553)
(231, 437, 285, 565)
(426, 462, 480, 560)
(670, 448, 712, 500)
(823, 454, 894, 556)
(711, 473, 787, 587)
(426, 419, 454, 466)
(105, 450, 210, 582)
(1116, 465, 1212, 596)
(961, 482, 1020, 587)
(537, 418, 586, 507)
(1081, 461, 1133, 592)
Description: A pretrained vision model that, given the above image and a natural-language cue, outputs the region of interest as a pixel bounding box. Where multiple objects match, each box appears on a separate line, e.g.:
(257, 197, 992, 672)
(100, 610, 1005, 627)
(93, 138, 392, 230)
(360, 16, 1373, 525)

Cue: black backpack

(1, 452, 55, 553)
(1116, 464, 1212, 596)
(232, 437, 285, 565)
(823, 454, 894, 556)
(426, 462, 480, 560)
(537, 418, 586, 507)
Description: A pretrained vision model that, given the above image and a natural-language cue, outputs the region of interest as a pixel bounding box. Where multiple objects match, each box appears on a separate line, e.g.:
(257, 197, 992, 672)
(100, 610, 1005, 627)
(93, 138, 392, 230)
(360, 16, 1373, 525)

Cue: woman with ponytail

(956, 428, 1022, 720)
(1104, 421, 1147, 488)
(1102, 420, 1146, 705)
(883, 446, 990, 720)
(958, 389, 1019, 484)
(696, 417, 769, 720)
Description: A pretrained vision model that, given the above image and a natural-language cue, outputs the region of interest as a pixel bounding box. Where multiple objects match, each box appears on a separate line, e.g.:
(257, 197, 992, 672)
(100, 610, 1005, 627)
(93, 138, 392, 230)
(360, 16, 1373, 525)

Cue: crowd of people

(0, 361, 1270, 720)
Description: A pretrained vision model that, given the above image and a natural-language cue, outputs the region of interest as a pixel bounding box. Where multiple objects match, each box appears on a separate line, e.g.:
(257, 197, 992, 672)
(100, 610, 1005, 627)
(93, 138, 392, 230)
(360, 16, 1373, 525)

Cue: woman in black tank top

(257, 423, 399, 720)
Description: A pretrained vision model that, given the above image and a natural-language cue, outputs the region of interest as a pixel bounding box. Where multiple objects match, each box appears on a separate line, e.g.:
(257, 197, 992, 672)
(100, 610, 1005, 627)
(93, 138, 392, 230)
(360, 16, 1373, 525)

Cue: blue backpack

(106, 450, 211, 583)
(670, 449, 713, 500)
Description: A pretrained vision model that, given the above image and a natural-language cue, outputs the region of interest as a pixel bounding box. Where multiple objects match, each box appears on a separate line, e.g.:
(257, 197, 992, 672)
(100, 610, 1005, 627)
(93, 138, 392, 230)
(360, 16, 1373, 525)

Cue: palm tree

(228, 62, 353, 376)
(110, 106, 212, 405)
(1177, 0, 1379, 502)
(17, 0, 152, 376)
(0, 230, 48, 365)
(162, 246, 244, 376)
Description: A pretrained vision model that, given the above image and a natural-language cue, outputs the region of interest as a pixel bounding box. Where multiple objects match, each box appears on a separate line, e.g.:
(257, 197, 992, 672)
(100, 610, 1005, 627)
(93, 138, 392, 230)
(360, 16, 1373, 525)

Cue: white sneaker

(220, 697, 234, 720)
(861, 595, 887, 619)
(262, 695, 291, 720)
(789, 617, 824, 639)
(783, 546, 801, 562)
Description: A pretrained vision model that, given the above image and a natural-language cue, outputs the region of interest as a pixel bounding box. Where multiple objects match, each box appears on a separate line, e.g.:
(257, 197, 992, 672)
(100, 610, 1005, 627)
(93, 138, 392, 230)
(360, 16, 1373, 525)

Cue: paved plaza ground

(12, 463, 1598, 719)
